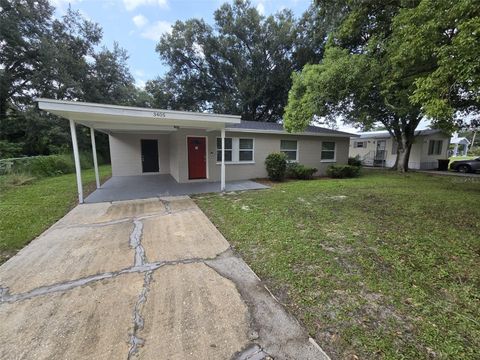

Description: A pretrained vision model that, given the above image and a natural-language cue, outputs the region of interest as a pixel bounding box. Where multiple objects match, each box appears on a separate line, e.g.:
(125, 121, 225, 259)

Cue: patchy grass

(195, 171, 480, 359)
(0, 165, 111, 264)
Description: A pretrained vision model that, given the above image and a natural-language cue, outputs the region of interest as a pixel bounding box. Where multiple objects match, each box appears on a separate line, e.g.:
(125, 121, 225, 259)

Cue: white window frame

(216, 137, 255, 164)
(216, 137, 233, 163)
(428, 139, 443, 155)
(280, 139, 298, 162)
(321, 141, 336, 162)
(238, 138, 254, 162)
(354, 141, 366, 148)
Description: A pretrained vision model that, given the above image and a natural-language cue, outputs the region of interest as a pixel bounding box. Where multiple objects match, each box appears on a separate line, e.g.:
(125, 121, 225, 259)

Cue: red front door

(187, 137, 207, 179)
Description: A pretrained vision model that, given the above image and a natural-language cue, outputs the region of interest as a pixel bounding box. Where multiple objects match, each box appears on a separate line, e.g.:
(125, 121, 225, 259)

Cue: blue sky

(52, 0, 313, 88)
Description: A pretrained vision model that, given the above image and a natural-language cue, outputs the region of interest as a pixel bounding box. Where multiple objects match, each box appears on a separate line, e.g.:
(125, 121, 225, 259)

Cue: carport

(84, 174, 268, 203)
(36, 98, 242, 203)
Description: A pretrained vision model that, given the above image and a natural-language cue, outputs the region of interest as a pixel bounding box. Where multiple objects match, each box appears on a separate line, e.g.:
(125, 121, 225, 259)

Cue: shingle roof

(226, 120, 356, 136)
(357, 129, 444, 139)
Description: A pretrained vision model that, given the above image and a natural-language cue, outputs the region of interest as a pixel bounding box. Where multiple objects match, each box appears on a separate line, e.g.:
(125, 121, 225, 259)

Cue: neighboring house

(37, 99, 354, 202)
(350, 129, 450, 169)
(450, 137, 470, 156)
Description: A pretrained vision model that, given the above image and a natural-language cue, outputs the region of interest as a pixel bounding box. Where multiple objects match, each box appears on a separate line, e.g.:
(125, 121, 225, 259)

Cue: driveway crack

(130, 219, 146, 267)
(159, 199, 172, 214)
(0, 250, 235, 305)
(128, 270, 153, 359)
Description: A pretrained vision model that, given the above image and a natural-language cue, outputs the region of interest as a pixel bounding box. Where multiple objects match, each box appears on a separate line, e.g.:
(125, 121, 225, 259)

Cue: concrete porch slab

(85, 174, 269, 203)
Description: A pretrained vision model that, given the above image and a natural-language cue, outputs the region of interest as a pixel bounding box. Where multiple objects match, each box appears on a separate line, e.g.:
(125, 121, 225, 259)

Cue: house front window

(321, 141, 336, 161)
(239, 138, 254, 161)
(428, 140, 443, 155)
(354, 141, 367, 148)
(216, 137, 254, 163)
(280, 140, 298, 161)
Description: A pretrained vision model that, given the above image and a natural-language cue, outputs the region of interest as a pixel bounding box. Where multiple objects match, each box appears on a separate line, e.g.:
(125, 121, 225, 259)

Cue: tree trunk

(394, 134, 412, 172)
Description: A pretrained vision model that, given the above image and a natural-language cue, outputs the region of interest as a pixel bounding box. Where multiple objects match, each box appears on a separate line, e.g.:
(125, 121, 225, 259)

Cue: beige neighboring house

(37, 99, 355, 203)
(350, 129, 450, 169)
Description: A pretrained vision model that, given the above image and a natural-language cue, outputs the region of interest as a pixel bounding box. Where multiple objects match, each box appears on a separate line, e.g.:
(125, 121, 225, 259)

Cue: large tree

(149, 0, 323, 122)
(0, 0, 140, 157)
(284, 0, 480, 171)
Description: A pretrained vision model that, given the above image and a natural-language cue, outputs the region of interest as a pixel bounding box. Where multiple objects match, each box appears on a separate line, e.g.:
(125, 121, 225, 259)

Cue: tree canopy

(0, 0, 141, 157)
(284, 0, 480, 171)
(148, 0, 324, 122)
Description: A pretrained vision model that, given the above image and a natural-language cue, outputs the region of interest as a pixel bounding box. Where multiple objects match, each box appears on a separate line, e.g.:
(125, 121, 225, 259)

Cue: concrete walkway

(85, 174, 269, 203)
(0, 197, 327, 360)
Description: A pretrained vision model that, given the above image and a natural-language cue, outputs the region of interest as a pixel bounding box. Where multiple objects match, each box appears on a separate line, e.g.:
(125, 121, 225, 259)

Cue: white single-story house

(349, 129, 450, 169)
(450, 137, 470, 157)
(37, 99, 355, 203)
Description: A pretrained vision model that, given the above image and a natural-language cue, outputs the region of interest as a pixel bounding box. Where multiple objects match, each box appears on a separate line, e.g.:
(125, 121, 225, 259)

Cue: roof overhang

(36, 98, 241, 134)
(225, 127, 359, 138)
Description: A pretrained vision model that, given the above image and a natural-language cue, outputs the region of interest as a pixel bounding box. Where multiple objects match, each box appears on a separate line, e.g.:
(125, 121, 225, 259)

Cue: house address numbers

(153, 111, 166, 118)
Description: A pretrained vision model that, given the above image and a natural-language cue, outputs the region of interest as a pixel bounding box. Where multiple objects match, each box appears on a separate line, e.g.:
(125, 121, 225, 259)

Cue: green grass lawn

(0, 165, 111, 264)
(195, 170, 480, 359)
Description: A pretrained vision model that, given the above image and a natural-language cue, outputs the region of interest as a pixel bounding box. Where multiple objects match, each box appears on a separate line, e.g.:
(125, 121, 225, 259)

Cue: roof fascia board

(225, 127, 359, 138)
(37, 98, 241, 124)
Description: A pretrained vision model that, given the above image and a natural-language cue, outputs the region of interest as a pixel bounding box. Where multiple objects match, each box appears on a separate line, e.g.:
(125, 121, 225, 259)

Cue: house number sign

(153, 111, 166, 118)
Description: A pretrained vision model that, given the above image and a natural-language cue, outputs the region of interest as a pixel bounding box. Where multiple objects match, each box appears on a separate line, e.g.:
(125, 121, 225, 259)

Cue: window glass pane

(322, 141, 335, 151)
(321, 150, 335, 160)
(217, 150, 232, 162)
(436, 140, 442, 155)
(216, 137, 232, 150)
(282, 150, 297, 161)
(428, 140, 434, 155)
(392, 141, 398, 155)
(239, 138, 253, 149)
(280, 140, 297, 150)
(239, 150, 253, 161)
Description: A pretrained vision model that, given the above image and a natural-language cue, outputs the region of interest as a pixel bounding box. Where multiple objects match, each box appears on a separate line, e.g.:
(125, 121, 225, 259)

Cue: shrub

(16, 154, 75, 177)
(469, 146, 480, 156)
(265, 152, 287, 181)
(286, 162, 317, 180)
(0, 151, 109, 177)
(327, 165, 361, 178)
(0, 140, 23, 159)
(348, 156, 362, 167)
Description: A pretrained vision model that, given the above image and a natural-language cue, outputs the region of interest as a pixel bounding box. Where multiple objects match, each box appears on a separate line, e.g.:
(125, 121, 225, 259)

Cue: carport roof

(36, 98, 241, 133)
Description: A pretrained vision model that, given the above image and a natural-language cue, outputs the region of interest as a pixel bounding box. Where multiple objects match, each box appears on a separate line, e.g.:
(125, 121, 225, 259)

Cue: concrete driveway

(0, 197, 328, 360)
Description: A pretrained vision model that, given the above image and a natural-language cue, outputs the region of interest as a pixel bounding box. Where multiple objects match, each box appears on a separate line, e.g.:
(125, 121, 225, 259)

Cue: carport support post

(90, 127, 100, 188)
(221, 128, 226, 191)
(69, 119, 83, 204)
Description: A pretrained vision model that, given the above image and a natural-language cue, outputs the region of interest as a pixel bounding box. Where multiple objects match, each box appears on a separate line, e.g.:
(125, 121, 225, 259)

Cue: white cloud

(84, 54, 95, 64)
(136, 79, 146, 89)
(132, 14, 149, 28)
(141, 20, 172, 41)
(123, 0, 168, 11)
(256, 2, 265, 15)
(134, 69, 146, 77)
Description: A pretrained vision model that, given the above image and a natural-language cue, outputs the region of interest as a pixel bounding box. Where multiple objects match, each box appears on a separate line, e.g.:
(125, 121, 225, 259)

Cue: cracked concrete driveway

(0, 196, 328, 360)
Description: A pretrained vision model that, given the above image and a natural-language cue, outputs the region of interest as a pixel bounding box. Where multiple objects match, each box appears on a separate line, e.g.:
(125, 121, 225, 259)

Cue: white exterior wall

(109, 130, 351, 182)
(349, 133, 450, 169)
(109, 133, 170, 176)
